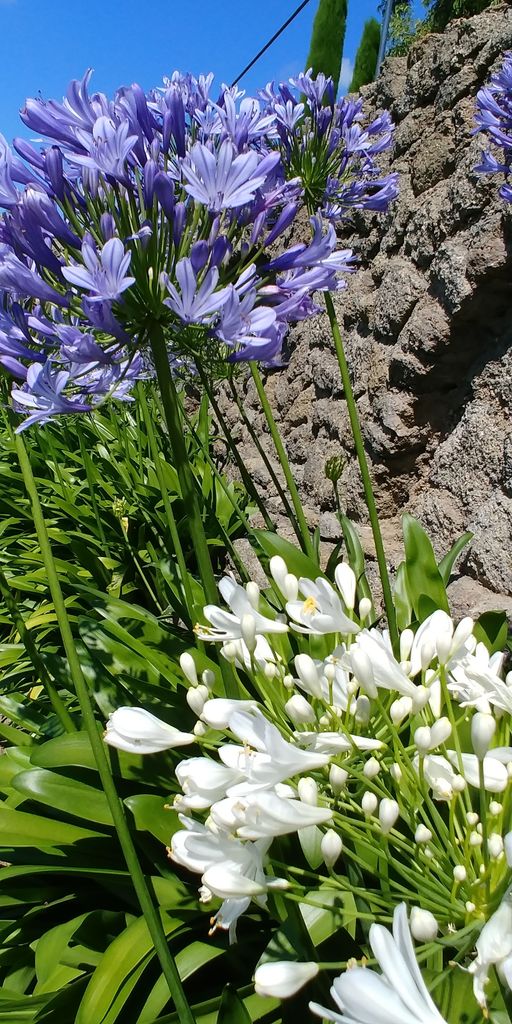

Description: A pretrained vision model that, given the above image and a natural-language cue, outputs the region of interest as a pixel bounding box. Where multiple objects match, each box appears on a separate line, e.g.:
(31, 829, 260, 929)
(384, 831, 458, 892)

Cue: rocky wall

(218, 5, 512, 617)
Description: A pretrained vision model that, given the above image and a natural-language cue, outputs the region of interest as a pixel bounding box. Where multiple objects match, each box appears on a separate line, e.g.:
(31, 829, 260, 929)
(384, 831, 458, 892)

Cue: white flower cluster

(105, 558, 512, 1006)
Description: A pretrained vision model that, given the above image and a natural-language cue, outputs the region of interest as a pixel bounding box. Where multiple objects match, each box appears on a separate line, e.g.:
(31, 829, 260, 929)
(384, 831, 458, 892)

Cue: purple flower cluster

(0, 68, 397, 428)
(475, 52, 512, 203)
(259, 69, 399, 218)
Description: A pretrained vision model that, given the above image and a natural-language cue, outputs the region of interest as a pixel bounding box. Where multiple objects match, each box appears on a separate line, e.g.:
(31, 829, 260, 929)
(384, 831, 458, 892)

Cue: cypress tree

(349, 18, 381, 92)
(305, 0, 348, 94)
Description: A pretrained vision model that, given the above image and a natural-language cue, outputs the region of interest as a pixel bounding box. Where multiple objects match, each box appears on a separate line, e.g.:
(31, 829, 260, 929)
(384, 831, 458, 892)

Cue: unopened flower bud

(488, 833, 504, 859)
(284, 573, 299, 601)
(364, 757, 381, 779)
(400, 629, 414, 662)
(415, 825, 432, 844)
(193, 720, 208, 737)
(330, 765, 348, 793)
(379, 798, 399, 834)
(410, 907, 438, 942)
(420, 642, 435, 672)
(430, 716, 451, 748)
(335, 563, 356, 611)
(470, 830, 483, 847)
(186, 684, 209, 717)
(285, 694, 315, 724)
(298, 777, 318, 806)
(264, 662, 277, 680)
(351, 649, 376, 697)
(254, 960, 319, 999)
(269, 556, 288, 594)
(359, 597, 372, 621)
(452, 617, 474, 649)
(180, 652, 198, 686)
(222, 642, 237, 662)
(201, 669, 215, 690)
(283, 674, 294, 689)
(295, 654, 322, 699)
(471, 712, 496, 760)
(390, 696, 412, 726)
(453, 865, 467, 883)
(467, 811, 479, 826)
(362, 791, 378, 816)
(505, 831, 512, 866)
(465, 901, 476, 913)
(321, 829, 343, 868)
(490, 801, 502, 816)
(390, 763, 402, 783)
(452, 775, 466, 793)
(355, 695, 371, 726)
(414, 726, 432, 754)
(324, 455, 345, 483)
(323, 663, 336, 682)
(245, 581, 260, 609)
(241, 613, 257, 654)
(436, 631, 453, 666)
(412, 685, 429, 711)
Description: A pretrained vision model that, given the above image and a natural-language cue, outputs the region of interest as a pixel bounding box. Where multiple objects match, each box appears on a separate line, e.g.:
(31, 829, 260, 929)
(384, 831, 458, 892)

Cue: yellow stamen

(302, 596, 318, 615)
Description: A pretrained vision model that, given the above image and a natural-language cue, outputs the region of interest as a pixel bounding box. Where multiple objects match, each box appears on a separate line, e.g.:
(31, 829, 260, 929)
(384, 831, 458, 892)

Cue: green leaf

(402, 513, 449, 620)
(124, 795, 179, 845)
(474, 611, 509, 656)
(11, 769, 113, 826)
(338, 515, 373, 604)
(437, 531, 473, 585)
(252, 530, 324, 581)
(0, 804, 102, 847)
(393, 561, 412, 631)
(216, 985, 251, 1024)
(298, 825, 323, 870)
(31, 733, 96, 771)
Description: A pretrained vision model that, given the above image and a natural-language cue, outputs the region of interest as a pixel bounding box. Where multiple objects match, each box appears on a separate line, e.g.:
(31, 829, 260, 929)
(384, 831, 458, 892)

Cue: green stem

(324, 293, 398, 655)
(0, 567, 75, 734)
(138, 384, 194, 627)
(78, 430, 111, 558)
(148, 324, 217, 604)
(14, 430, 196, 1024)
(249, 363, 315, 558)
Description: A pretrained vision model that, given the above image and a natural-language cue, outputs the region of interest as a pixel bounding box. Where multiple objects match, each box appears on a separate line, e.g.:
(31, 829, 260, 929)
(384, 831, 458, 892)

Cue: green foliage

(348, 19, 381, 92)
(424, 0, 496, 32)
(305, 0, 347, 93)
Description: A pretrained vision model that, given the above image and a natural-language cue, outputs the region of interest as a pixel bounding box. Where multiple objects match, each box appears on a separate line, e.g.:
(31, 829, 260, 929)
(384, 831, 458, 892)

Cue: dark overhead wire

(230, 0, 313, 88)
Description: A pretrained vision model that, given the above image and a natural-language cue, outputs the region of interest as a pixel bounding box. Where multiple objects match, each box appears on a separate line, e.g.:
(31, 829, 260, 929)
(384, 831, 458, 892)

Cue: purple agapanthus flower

(0, 247, 68, 305)
(163, 258, 230, 324)
(182, 141, 268, 213)
(12, 361, 92, 430)
(62, 237, 135, 302)
(474, 52, 512, 201)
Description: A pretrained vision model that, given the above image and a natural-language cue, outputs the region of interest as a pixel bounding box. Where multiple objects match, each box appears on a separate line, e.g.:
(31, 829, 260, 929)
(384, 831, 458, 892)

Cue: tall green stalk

(137, 384, 195, 627)
(148, 324, 217, 604)
(0, 567, 75, 734)
(324, 293, 399, 655)
(14, 430, 197, 1024)
(249, 363, 315, 559)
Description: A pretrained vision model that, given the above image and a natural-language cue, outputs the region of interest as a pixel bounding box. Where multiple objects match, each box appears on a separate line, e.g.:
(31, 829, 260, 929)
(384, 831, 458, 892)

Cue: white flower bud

(355, 695, 371, 726)
(414, 726, 432, 754)
(452, 617, 474, 650)
(415, 825, 432, 844)
(420, 641, 435, 672)
(323, 663, 336, 682)
(452, 775, 466, 793)
(329, 765, 348, 793)
(490, 801, 502, 816)
(362, 791, 378, 816)
(294, 654, 323, 699)
(254, 960, 319, 999)
(321, 828, 343, 868)
(284, 573, 299, 601)
(186, 684, 209, 717)
(400, 628, 414, 662)
(436, 632, 452, 666)
(359, 597, 372, 621)
(505, 831, 512, 867)
(241, 613, 257, 654)
(245, 581, 260, 609)
(412, 685, 430, 711)
(201, 669, 215, 690)
(390, 696, 412, 726)
(470, 830, 483, 847)
(298, 777, 318, 806)
(335, 563, 356, 610)
(351, 648, 376, 697)
(488, 833, 504, 859)
(453, 865, 467, 883)
(222, 642, 237, 662)
(363, 756, 381, 779)
(430, 717, 452, 748)
(390, 763, 402, 783)
(283, 674, 294, 689)
(264, 662, 277, 680)
(466, 811, 479, 826)
(269, 556, 288, 594)
(410, 907, 439, 942)
(285, 694, 315, 725)
(179, 652, 198, 686)
(471, 712, 496, 760)
(193, 720, 208, 737)
(379, 798, 399, 834)
(465, 901, 476, 913)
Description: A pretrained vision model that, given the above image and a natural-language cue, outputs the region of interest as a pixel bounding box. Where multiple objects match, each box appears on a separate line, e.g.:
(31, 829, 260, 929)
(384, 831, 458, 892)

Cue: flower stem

(249, 363, 315, 559)
(14, 429, 196, 1024)
(148, 324, 218, 604)
(137, 383, 194, 627)
(324, 293, 398, 655)
(0, 567, 75, 734)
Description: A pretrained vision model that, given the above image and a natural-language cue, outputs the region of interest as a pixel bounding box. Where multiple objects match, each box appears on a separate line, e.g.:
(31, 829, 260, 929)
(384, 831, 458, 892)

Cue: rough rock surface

(219, 6, 512, 617)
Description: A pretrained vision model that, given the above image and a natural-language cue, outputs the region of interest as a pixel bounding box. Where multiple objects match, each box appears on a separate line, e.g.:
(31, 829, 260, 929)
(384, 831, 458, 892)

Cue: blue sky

(0, 0, 422, 143)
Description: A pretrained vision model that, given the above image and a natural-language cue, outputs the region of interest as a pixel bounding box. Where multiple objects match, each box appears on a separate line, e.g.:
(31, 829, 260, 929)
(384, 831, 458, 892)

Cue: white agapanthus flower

(468, 890, 512, 1009)
(254, 960, 319, 998)
(209, 789, 332, 839)
(196, 576, 289, 641)
(286, 574, 360, 635)
(104, 707, 195, 754)
(219, 708, 331, 794)
(345, 629, 419, 701)
(449, 646, 511, 714)
(310, 902, 447, 1024)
